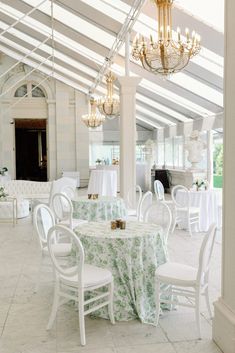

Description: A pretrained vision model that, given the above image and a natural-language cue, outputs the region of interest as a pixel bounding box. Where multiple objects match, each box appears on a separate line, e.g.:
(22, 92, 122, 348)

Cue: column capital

(118, 76, 142, 93)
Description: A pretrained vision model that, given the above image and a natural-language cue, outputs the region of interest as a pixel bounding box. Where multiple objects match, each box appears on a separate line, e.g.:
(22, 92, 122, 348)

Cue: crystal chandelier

(132, 0, 201, 76)
(96, 71, 120, 119)
(82, 99, 105, 128)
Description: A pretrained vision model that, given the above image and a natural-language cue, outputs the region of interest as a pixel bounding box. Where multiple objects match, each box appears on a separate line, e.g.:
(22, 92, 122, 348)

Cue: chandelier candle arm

(132, 0, 201, 76)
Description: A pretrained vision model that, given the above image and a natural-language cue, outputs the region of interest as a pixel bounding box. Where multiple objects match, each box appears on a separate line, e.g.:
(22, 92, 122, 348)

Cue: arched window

(14, 83, 46, 98)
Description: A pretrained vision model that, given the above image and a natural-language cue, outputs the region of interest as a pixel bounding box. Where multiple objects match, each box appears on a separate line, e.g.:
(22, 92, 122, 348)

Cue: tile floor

(0, 191, 222, 353)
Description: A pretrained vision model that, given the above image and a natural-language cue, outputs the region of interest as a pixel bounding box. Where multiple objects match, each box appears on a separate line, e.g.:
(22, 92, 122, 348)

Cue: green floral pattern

(72, 196, 127, 221)
(74, 221, 167, 324)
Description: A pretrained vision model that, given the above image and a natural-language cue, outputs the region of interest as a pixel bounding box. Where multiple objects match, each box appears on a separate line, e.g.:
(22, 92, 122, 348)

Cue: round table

(176, 189, 221, 231)
(72, 196, 126, 221)
(87, 169, 117, 197)
(74, 221, 167, 324)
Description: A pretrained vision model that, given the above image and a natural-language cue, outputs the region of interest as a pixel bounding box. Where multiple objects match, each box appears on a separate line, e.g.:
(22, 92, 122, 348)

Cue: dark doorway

(15, 119, 47, 181)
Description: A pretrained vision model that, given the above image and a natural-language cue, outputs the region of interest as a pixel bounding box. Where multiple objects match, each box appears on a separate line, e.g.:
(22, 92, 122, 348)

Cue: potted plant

(0, 167, 8, 176)
(0, 186, 8, 201)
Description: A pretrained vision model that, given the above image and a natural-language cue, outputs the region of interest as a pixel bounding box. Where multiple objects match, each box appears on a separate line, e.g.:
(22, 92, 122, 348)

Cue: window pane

(165, 138, 173, 167)
(14, 84, 27, 97)
(32, 85, 45, 97)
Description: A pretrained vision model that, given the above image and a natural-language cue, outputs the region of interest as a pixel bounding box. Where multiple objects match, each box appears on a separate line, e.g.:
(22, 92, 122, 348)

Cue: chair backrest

(138, 191, 153, 221)
(47, 224, 85, 284)
(196, 223, 217, 285)
(61, 185, 76, 200)
(49, 177, 77, 207)
(144, 201, 172, 245)
(127, 184, 142, 213)
(154, 180, 165, 201)
(33, 204, 55, 249)
(51, 193, 73, 228)
(171, 185, 190, 209)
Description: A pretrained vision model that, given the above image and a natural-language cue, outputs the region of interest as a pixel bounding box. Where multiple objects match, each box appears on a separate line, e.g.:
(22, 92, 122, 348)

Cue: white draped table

(73, 221, 167, 324)
(176, 189, 221, 232)
(87, 170, 117, 197)
(72, 196, 126, 221)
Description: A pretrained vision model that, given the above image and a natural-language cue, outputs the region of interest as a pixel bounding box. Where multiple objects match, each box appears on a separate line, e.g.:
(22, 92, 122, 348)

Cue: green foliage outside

(213, 144, 223, 188)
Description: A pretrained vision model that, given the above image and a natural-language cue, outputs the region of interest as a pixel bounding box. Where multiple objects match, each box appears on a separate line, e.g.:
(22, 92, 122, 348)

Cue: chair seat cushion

(156, 262, 198, 286)
(43, 243, 72, 257)
(61, 264, 112, 288)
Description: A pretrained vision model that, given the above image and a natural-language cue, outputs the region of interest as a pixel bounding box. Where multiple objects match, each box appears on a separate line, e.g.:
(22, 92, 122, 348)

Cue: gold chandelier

(132, 0, 201, 76)
(82, 99, 105, 128)
(96, 71, 120, 119)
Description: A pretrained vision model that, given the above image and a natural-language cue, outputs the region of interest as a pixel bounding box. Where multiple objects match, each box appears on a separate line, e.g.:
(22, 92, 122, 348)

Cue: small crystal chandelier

(82, 99, 105, 128)
(96, 71, 120, 119)
(132, 0, 201, 76)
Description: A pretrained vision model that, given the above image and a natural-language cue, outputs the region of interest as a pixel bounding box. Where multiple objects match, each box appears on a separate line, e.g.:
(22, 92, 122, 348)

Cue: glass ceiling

(174, 0, 224, 33)
(0, 0, 224, 129)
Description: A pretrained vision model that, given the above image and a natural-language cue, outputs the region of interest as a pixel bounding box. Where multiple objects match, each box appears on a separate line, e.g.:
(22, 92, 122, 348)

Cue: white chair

(126, 184, 142, 218)
(61, 184, 76, 199)
(138, 191, 153, 221)
(154, 180, 166, 201)
(144, 201, 172, 246)
(155, 223, 217, 339)
(46, 224, 115, 346)
(171, 185, 200, 236)
(51, 193, 87, 229)
(49, 177, 77, 208)
(33, 204, 72, 292)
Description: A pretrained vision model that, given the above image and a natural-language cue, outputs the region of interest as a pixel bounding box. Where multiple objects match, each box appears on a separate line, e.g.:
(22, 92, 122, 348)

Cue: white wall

(0, 55, 89, 185)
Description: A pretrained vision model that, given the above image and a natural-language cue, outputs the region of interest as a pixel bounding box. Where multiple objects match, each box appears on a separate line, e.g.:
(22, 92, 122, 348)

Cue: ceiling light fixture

(132, 0, 201, 76)
(82, 99, 105, 128)
(96, 71, 120, 119)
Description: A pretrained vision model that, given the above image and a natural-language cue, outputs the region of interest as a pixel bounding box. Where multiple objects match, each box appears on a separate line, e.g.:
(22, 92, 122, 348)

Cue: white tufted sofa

(0, 180, 52, 219)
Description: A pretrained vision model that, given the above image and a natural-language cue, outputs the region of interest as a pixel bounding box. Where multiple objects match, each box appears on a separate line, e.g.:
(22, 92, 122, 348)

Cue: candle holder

(111, 220, 117, 230)
(119, 220, 126, 230)
(116, 219, 122, 228)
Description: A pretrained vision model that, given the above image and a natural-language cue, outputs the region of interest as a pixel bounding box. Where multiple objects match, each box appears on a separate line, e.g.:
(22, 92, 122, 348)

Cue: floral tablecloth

(74, 221, 167, 324)
(72, 196, 126, 221)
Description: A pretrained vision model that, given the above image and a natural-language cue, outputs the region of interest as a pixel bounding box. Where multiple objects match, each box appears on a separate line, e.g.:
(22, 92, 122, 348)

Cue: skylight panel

(0, 3, 104, 64)
(169, 73, 223, 107)
(136, 115, 161, 129)
(0, 21, 98, 79)
(21, 0, 115, 49)
(175, 0, 224, 33)
(137, 105, 176, 126)
(140, 79, 214, 116)
(136, 93, 191, 123)
(79, 0, 127, 23)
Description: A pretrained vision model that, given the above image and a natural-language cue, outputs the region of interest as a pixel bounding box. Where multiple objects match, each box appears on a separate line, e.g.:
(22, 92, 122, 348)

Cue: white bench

(0, 180, 52, 219)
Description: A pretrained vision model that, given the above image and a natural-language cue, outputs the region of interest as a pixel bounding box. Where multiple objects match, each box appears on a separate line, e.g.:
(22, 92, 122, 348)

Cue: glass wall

(213, 130, 223, 188)
(89, 143, 146, 166)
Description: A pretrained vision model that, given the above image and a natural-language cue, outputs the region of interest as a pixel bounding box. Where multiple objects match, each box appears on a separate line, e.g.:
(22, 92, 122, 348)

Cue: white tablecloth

(176, 189, 222, 232)
(87, 170, 117, 197)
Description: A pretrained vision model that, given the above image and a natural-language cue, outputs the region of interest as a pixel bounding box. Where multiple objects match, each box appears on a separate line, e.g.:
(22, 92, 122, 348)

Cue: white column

(206, 130, 213, 189)
(212, 1, 235, 352)
(118, 76, 141, 205)
(47, 100, 56, 180)
(75, 91, 89, 187)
